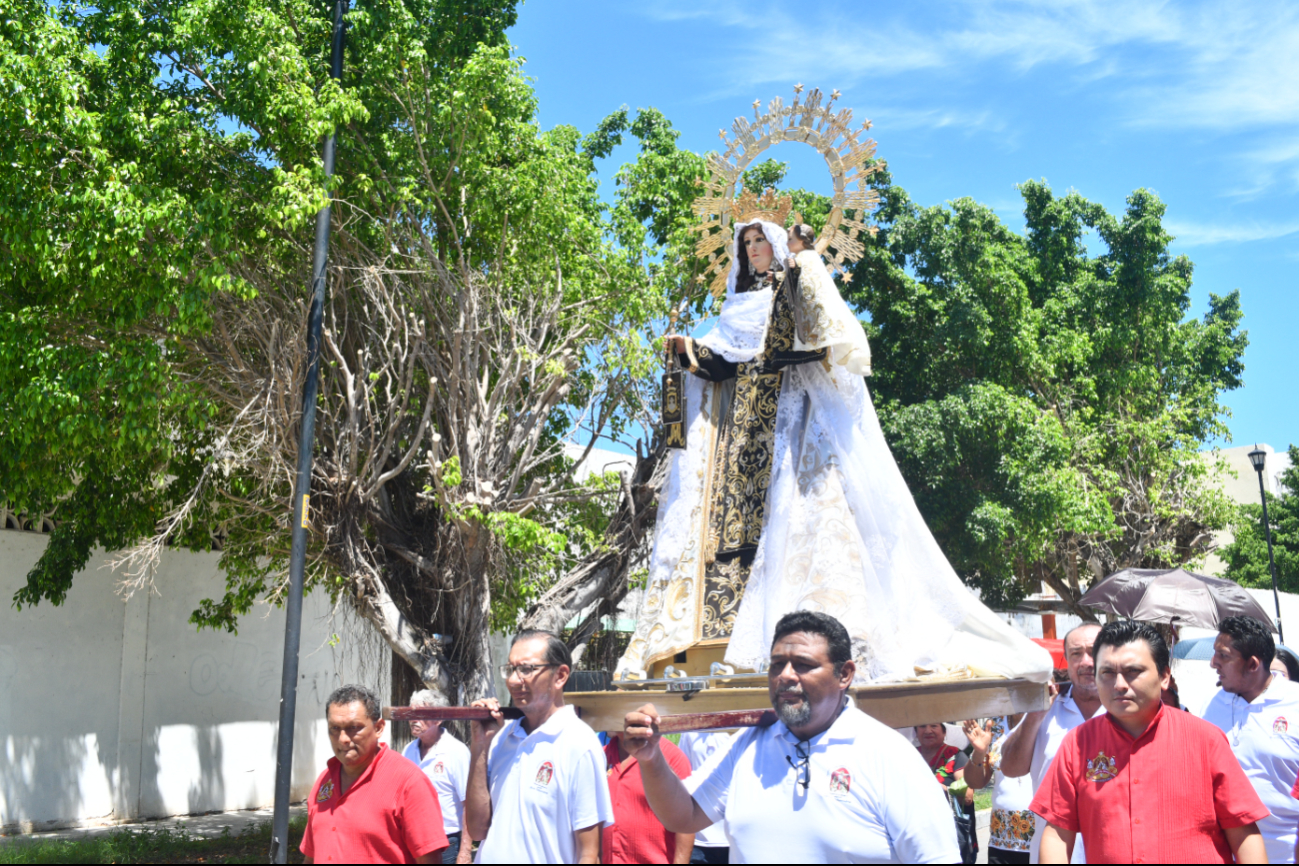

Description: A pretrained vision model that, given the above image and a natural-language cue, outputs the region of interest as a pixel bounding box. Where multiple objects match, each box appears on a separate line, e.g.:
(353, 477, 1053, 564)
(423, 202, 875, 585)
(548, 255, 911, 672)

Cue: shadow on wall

(1, 733, 118, 833)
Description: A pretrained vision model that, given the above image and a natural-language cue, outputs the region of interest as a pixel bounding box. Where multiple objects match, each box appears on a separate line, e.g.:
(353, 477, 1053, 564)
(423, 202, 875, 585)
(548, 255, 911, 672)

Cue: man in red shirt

(301, 684, 449, 864)
(603, 733, 694, 864)
(1032, 621, 1268, 864)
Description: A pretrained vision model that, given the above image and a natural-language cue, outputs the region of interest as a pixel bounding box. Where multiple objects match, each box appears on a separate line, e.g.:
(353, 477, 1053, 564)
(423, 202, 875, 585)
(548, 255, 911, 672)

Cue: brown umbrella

(1078, 567, 1278, 632)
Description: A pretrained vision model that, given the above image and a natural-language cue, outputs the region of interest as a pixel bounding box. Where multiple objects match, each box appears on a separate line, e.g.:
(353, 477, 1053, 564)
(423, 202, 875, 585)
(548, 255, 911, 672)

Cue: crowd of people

(297, 611, 1299, 864)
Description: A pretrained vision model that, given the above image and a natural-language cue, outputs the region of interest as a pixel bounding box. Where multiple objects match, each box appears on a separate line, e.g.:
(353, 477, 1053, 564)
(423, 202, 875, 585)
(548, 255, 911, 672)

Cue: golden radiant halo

(692, 85, 884, 298)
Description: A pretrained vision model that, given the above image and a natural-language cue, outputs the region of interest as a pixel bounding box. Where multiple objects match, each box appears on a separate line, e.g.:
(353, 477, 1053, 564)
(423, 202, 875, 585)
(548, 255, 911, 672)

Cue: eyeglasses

(498, 663, 557, 680)
(785, 740, 811, 792)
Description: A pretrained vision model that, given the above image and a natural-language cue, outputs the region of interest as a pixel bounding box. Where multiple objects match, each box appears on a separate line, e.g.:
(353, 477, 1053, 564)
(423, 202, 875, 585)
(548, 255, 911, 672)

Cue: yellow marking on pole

(301, 494, 310, 529)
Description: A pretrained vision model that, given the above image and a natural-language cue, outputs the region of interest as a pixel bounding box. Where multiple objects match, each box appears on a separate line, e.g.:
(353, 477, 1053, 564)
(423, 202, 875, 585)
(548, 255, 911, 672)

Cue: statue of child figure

(783, 223, 871, 375)
(785, 222, 817, 264)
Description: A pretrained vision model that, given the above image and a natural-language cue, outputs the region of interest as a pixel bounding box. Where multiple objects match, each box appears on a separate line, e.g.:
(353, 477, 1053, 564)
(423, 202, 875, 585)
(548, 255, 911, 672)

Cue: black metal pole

(1257, 467, 1285, 645)
(270, 2, 346, 862)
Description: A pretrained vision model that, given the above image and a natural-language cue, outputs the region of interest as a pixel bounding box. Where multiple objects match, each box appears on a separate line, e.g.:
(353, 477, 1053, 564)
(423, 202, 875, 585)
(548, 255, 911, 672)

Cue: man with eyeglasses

(464, 628, 613, 864)
(623, 611, 959, 863)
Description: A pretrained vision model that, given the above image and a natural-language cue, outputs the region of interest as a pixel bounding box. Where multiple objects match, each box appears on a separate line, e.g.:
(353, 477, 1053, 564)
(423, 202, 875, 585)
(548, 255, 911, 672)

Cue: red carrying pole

(385, 706, 777, 734)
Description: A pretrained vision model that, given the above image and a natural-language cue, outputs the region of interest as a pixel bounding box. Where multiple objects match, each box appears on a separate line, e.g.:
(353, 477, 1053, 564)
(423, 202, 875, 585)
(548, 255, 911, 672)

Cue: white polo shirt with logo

(1200, 676, 1299, 864)
(1028, 688, 1104, 864)
(678, 731, 733, 849)
(402, 730, 470, 836)
(474, 704, 614, 864)
(686, 701, 959, 863)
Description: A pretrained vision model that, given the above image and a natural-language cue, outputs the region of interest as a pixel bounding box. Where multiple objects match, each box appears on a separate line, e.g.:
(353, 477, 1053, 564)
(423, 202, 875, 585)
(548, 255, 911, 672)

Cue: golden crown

(731, 188, 793, 226)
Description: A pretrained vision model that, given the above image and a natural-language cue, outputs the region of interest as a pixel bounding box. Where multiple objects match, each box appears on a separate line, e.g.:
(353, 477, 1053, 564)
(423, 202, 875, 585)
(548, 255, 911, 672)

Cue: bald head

(1064, 623, 1102, 698)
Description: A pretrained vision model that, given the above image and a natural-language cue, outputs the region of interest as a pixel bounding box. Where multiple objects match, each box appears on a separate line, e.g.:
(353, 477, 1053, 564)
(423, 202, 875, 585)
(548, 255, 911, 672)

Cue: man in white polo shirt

(624, 611, 959, 863)
(403, 689, 472, 864)
(1201, 615, 1299, 863)
(465, 629, 613, 864)
(677, 731, 732, 864)
(997, 622, 1102, 864)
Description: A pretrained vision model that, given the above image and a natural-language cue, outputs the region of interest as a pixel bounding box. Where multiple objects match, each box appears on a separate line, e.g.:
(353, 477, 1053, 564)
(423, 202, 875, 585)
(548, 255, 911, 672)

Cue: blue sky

(508, 0, 1297, 452)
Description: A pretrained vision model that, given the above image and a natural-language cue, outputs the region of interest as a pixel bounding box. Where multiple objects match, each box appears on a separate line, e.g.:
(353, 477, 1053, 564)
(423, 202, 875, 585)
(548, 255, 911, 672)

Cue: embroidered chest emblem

(432, 760, 447, 777)
(829, 767, 852, 799)
(534, 761, 554, 787)
(1275, 716, 1289, 735)
(316, 779, 335, 803)
(1085, 751, 1118, 783)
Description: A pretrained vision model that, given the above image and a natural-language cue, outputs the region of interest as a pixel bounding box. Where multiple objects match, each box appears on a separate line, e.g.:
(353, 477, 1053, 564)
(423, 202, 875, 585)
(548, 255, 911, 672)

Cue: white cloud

(1225, 137, 1299, 198)
(868, 105, 1007, 135)
(642, 0, 1299, 132)
(1165, 219, 1299, 246)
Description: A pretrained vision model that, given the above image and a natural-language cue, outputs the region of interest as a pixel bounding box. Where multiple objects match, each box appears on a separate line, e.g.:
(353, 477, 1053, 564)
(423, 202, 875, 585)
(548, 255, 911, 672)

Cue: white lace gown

(616, 221, 1051, 684)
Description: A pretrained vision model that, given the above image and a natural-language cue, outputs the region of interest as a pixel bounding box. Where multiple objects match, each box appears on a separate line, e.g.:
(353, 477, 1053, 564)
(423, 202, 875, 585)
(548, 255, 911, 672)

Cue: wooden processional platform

(563, 676, 1050, 733)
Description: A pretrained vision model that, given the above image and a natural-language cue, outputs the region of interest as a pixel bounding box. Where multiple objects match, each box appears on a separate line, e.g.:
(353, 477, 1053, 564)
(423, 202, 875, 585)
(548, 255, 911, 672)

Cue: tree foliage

(846, 176, 1247, 612)
(0, 0, 704, 698)
(1222, 446, 1299, 593)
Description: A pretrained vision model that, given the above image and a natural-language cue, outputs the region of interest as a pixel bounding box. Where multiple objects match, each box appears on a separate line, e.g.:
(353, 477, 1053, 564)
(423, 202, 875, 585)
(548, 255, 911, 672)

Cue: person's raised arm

(464, 698, 504, 842)
(623, 705, 715, 834)
(998, 686, 1056, 777)
(1038, 822, 1075, 864)
(1225, 823, 1266, 864)
(960, 719, 994, 789)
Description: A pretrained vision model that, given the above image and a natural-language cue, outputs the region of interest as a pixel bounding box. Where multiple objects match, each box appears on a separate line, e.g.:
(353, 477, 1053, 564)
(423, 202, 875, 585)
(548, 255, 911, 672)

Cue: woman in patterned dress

(965, 716, 1036, 864)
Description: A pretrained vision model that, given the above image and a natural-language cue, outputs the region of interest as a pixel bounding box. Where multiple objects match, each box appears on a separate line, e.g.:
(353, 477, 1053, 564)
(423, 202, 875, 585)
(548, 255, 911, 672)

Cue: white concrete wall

(0, 530, 390, 832)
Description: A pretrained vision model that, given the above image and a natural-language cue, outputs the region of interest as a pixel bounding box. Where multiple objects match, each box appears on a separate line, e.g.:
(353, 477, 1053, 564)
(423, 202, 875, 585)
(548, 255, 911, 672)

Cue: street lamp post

(1248, 446, 1284, 644)
(269, 2, 347, 862)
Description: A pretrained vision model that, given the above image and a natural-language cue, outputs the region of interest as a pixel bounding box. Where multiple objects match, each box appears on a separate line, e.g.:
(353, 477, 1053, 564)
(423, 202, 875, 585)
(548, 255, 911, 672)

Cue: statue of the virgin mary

(616, 210, 1051, 685)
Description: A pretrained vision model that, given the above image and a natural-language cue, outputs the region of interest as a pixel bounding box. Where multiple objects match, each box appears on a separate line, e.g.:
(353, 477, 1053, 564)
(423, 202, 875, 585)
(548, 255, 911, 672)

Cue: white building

(1202, 443, 1292, 576)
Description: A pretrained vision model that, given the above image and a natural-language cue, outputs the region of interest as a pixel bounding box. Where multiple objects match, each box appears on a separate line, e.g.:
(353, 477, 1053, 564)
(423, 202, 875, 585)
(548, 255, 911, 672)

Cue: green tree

(1222, 446, 1299, 592)
(0, 0, 700, 698)
(845, 176, 1247, 613)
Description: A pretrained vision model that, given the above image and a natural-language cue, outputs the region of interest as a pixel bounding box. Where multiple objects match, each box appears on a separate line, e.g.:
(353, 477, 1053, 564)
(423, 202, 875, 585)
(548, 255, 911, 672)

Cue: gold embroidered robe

(675, 270, 825, 642)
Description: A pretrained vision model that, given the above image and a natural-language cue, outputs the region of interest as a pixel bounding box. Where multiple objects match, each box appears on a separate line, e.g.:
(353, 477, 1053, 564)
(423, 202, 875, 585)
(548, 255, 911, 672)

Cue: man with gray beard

(623, 611, 959, 863)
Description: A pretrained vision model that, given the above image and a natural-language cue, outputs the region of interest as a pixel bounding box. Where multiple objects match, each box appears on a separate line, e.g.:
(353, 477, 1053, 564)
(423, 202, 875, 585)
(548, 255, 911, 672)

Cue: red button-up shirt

(1031, 703, 1269, 864)
(301, 744, 449, 864)
(602, 736, 693, 864)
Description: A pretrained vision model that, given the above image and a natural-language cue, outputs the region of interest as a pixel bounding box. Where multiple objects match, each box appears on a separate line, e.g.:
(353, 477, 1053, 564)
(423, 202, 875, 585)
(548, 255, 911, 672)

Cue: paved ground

(5, 803, 986, 859)
(976, 808, 991, 864)
(0, 804, 308, 845)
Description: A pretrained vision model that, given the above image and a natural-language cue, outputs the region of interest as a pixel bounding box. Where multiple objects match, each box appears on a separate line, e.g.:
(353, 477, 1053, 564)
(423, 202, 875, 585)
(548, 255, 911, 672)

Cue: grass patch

(974, 786, 993, 812)
(0, 817, 307, 865)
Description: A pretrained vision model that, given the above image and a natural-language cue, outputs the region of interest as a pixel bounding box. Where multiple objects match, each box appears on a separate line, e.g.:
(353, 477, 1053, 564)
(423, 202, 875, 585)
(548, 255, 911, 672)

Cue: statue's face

(743, 226, 773, 275)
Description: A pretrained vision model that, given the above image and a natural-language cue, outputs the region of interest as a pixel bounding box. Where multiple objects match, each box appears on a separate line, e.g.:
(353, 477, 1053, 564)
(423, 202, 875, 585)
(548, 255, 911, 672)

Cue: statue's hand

(665, 335, 687, 355)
